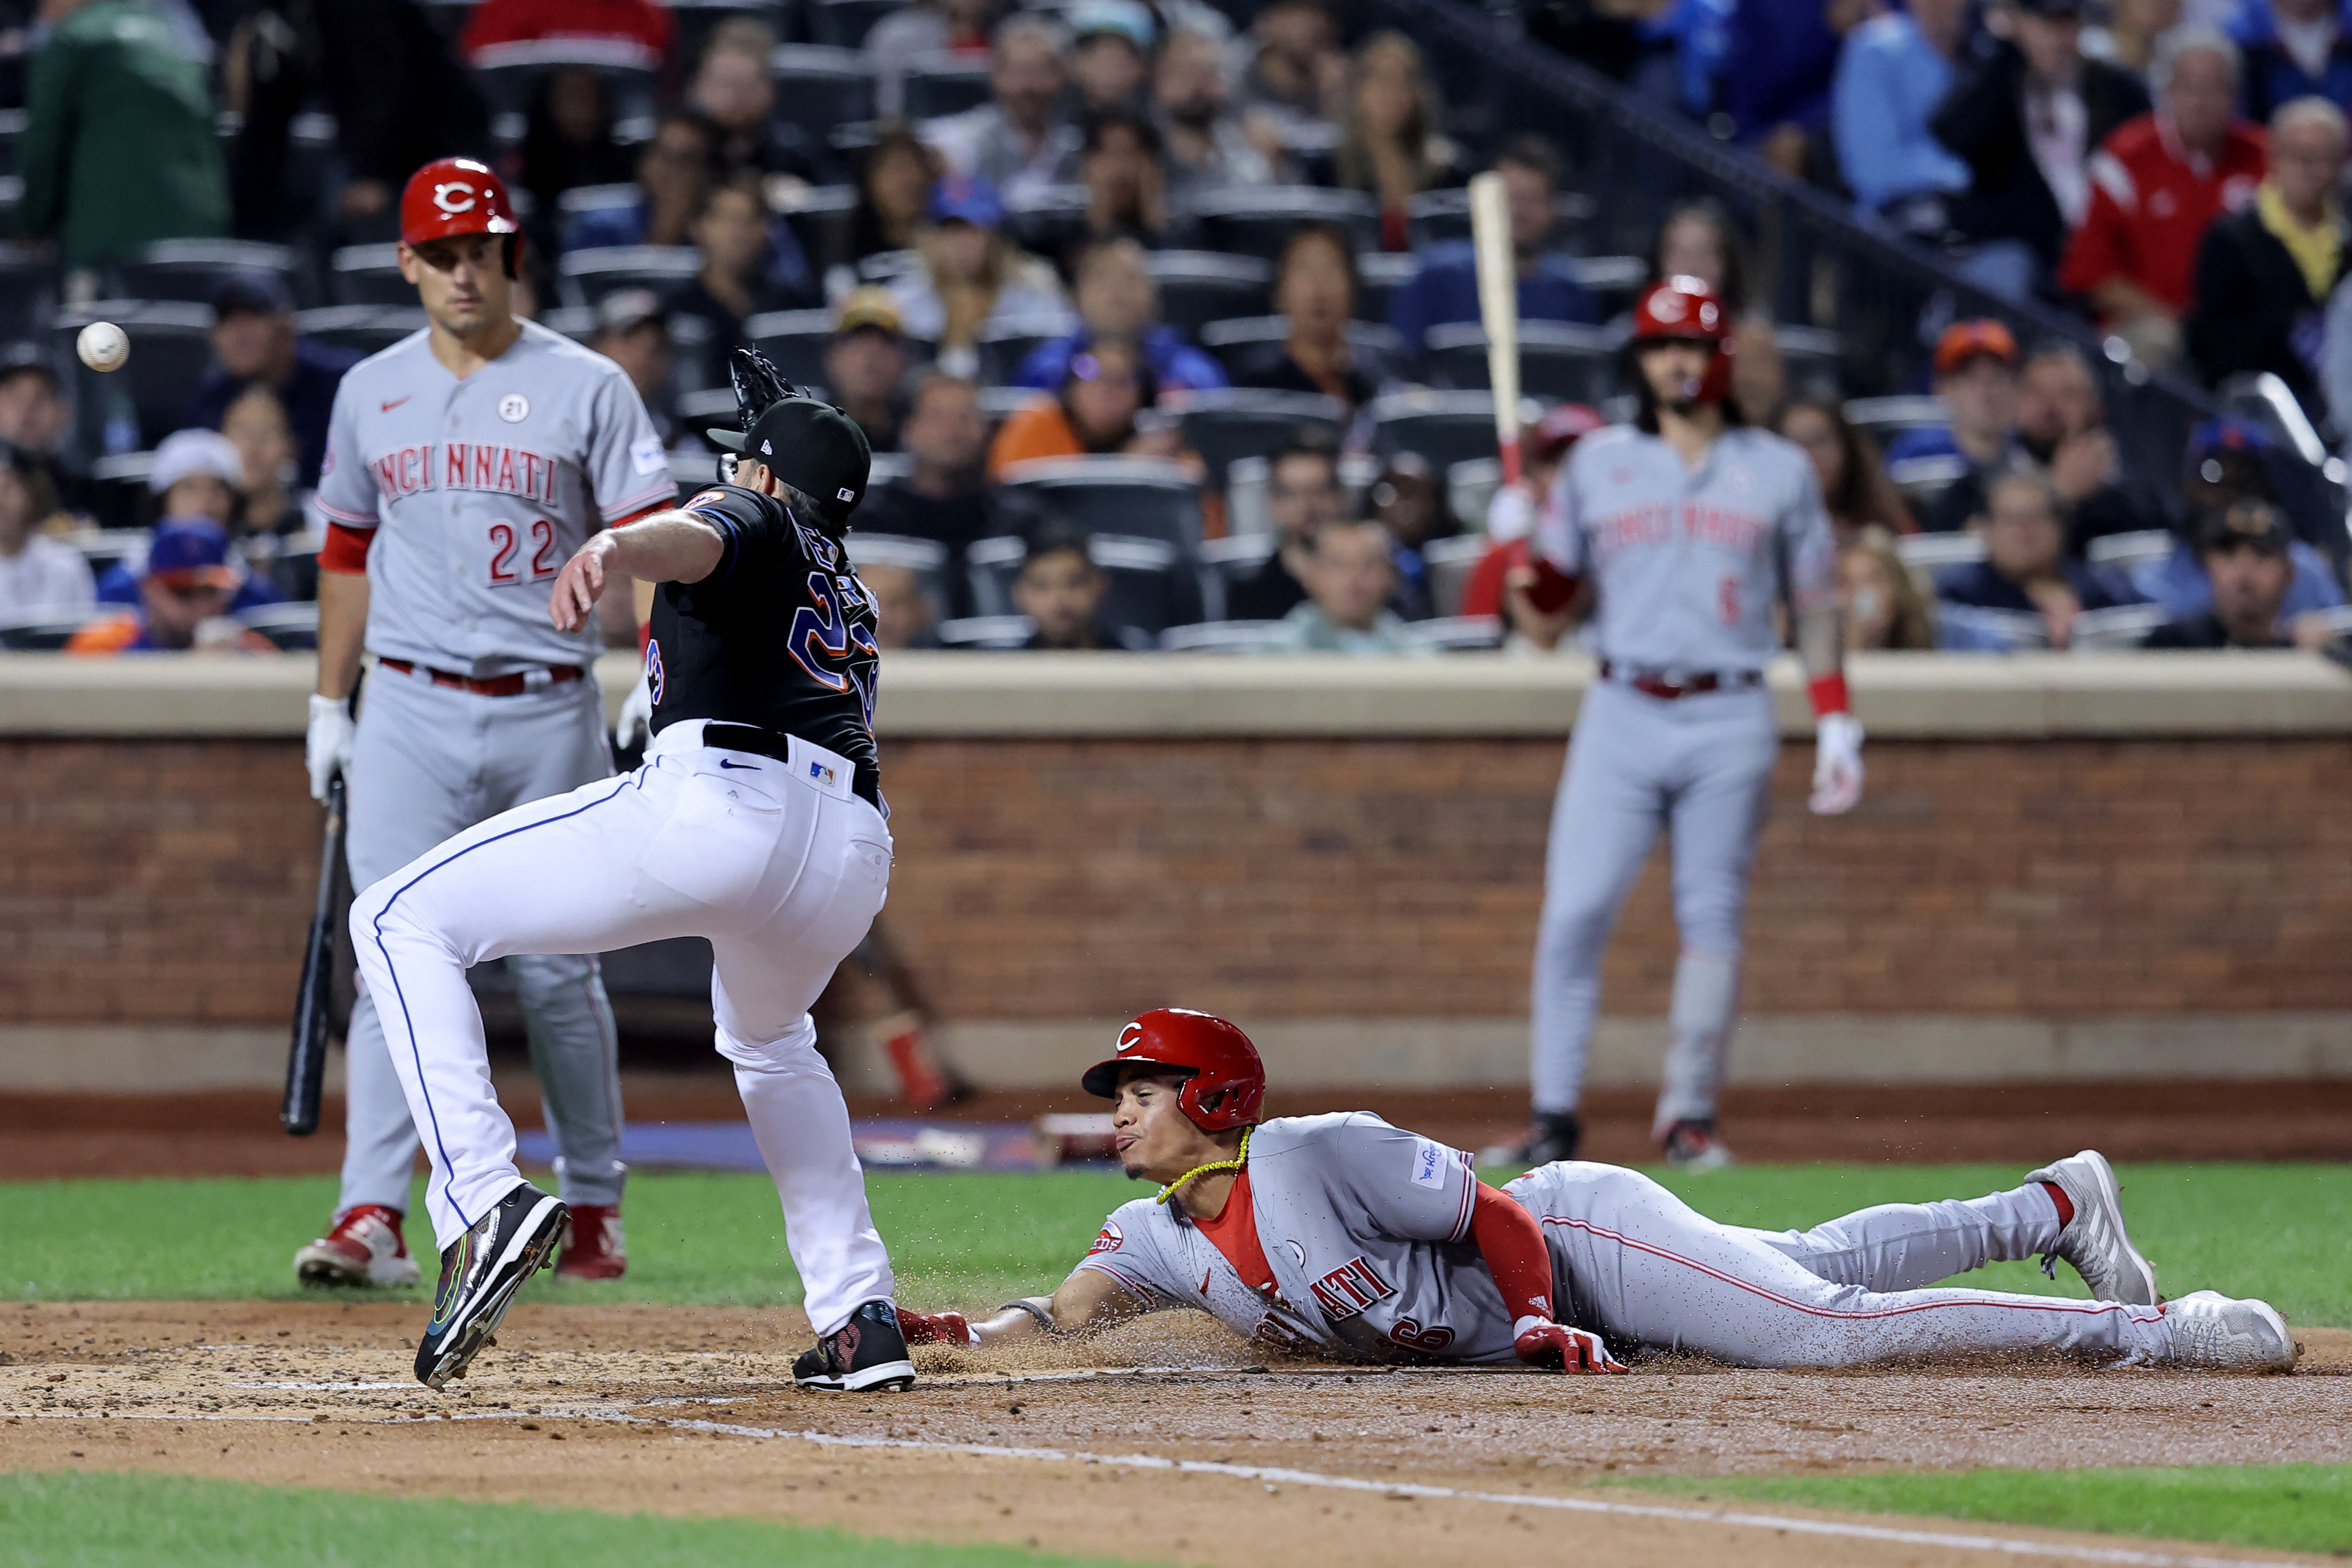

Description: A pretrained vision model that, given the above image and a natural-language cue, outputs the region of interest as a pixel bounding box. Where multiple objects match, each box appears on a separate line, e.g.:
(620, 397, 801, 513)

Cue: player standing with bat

(292, 156, 672, 1290)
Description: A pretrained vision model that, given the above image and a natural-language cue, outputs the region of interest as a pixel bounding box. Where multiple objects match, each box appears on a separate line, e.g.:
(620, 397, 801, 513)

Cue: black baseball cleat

(792, 1299, 916, 1393)
(413, 1183, 569, 1390)
(1480, 1111, 1581, 1168)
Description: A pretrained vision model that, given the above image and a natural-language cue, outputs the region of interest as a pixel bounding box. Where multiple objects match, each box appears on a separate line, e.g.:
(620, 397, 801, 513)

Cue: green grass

(0, 1470, 1138, 1568)
(2, 1163, 2346, 1324)
(1617, 1464, 2352, 1556)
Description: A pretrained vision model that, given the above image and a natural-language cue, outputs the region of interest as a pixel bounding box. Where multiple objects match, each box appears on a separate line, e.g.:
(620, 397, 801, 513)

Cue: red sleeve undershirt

(319, 521, 374, 575)
(1192, 1169, 1277, 1297)
(1470, 1182, 1555, 1325)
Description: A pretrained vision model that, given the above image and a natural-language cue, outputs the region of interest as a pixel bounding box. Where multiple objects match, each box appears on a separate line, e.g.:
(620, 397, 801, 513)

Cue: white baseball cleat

(2025, 1149, 2157, 1306)
(2163, 1291, 2299, 1371)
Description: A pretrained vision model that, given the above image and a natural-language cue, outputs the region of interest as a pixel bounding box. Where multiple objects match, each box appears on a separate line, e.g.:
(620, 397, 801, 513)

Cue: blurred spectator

(2012, 344, 2164, 545)
(1256, 518, 1426, 653)
(1389, 137, 1601, 356)
(1227, 437, 1345, 620)
(1645, 198, 1751, 313)
(459, 0, 671, 70)
(517, 67, 637, 229)
(2084, 0, 2185, 81)
(1934, 469, 2142, 646)
(1729, 318, 1790, 424)
(19, 0, 228, 275)
(67, 517, 277, 654)
(1237, 0, 1343, 132)
(2233, 0, 2352, 120)
(145, 427, 245, 532)
(1775, 397, 1916, 547)
(562, 111, 718, 252)
(185, 274, 358, 491)
(1070, 106, 1185, 254)
(824, 290, 912, 455)
(1369, 453, 1452, 621)
(690, 18, 837, 185)
(1931, 0, 2150, 299)
(2134, 417, 2346, 613)
(1840, 526, 1940, 648)
(589, 291, 674, 443)
(1012, 237, 1224, 395)
(864, 561, 943, 650)
(1884, 320, 2021, 524)
(2143, 497, 2343, 645)
(1469, 405, 1604, 646)
(986, 335, 1161, 478)
(0, 442, 91, 615)
(889, 175, 1075, 380)
(1011, 523, 1148, 649)
(1237, 225, 1387, 411)
(1833, 0, 1976, 223)
(667, 175, 822, 390)
(1724, 0, 1856, 174)
(923, 15, 1080, 206)
(1156, 26, 1278, 197)
(0, 349, 86, 524)
(220, 385, 303, 548)
(858, 373, 999, 611)
(870, 0, 999, 119)
(2187, 96, 2349, 423)
(1069, 0, 1155, 113)
(2060, 29, 2264, 370)
(1331, 32, 1464, 251)
(836, 127, 945, 281)
(313, 0, 493, 242)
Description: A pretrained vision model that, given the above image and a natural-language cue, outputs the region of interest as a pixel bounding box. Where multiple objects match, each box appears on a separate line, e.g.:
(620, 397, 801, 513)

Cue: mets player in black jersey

(348, 352, 918, 1394)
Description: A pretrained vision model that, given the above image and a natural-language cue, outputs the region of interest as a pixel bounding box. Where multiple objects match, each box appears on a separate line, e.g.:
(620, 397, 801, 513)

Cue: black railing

(1364, 0, 2277, 504)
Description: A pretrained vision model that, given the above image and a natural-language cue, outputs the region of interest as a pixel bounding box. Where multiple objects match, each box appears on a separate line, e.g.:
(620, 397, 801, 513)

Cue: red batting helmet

(1080, 1009, 1265, 1132)
(1628, 274, 1734, 402)
(399, 157, 524, 274)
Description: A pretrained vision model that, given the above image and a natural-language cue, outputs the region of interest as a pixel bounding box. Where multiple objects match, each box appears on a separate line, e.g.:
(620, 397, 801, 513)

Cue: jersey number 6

(489, 520, 561, 586)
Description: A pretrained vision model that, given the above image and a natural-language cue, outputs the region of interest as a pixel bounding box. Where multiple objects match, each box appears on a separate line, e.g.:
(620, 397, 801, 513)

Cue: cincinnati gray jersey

(1536, 423, 1837, 671)
(315, 318, 673, 676)
(1076, 1113, 1520, 1365)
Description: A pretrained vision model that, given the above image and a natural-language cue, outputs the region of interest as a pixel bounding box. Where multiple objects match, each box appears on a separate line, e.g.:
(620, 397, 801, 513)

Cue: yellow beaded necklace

(1154, 1126, 1252, 1206)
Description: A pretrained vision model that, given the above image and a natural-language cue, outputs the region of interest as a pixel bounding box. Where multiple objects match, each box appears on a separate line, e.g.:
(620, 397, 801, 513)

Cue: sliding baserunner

(895, 1009, 2295, 1374)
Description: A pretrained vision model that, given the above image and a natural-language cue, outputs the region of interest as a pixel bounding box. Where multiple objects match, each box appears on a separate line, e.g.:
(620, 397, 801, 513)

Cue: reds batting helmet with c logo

(399, 156, 524, 275)
(1080, 1008, 1266, 1132)
(1628, 274, 1736, 403)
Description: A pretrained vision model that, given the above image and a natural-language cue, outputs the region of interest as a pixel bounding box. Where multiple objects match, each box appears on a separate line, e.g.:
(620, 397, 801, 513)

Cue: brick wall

(4, 736, 2348, 1026)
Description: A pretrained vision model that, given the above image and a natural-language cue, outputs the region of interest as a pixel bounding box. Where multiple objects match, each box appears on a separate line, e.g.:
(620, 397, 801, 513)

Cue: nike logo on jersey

(717, 759, 759, 770)
(381, 396, 410, 412)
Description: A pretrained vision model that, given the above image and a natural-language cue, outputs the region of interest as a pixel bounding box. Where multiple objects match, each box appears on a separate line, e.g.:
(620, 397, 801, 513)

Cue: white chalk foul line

(0, 1405, 2297, 1568)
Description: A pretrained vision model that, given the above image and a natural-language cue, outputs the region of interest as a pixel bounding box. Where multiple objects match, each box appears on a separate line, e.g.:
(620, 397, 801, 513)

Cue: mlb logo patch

(808, 760, 837, 787)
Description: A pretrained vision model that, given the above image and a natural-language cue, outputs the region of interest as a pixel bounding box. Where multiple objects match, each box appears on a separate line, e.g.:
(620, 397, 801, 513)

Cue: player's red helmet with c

(1081, 1008, 1265, 1132)
(1628, 274, 1735, 402)
(400, 157, 524, 274)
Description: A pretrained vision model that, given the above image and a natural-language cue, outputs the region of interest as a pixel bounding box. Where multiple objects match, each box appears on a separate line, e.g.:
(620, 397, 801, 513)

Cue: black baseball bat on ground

(281, 771, 346, 1136)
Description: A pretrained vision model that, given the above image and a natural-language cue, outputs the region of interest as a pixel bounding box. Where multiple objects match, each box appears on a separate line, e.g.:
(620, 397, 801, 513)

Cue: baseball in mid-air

(76, 321, 129, 372)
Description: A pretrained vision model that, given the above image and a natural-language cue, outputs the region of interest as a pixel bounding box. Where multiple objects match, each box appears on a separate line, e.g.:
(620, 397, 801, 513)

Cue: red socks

(2041, 1181, 2075, 1231)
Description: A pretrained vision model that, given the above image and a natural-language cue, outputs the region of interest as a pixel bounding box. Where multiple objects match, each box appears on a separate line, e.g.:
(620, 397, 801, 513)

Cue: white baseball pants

(350, 720, 897, 1335)
(1510, 1162, 2173, 1367)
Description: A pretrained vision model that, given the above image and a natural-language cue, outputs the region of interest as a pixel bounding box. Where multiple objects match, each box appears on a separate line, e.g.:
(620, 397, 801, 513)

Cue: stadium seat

(559, 246, 701, 308)
(0, 242, 59, 340)
(977, 385, 1040, 421)
(557, 183, 640, 229)
(856, 249, 921, 285)
(1160, 619, 1281, 652)
(474, 56, 657, 127)
(1421, 534, 1490, 619)
(1776, 325, 1844, 402)
(2069, 603, 2170, 649)
(769, 46, 876, 140)
(1845, 395, 1947, 441)
(240, 601, 320, 651)
(294, 305, 425, 359)
(1197, 534, 1276, 618)
(810, 0, 900, 48)
(53, 301, 215, 453)
(1889, 453, 1971, 514)
(1197, 317, 1405, 384)
(965, 531, 1198, 634)
(847, 532, 953, 619)
(677, 390, 738, 455)
(1354, 251, 1415, 324)
(1191, 187, 1381, 259)
(1368, 390, 1509, 474)
(671, 0, 788, 72)
(119, 239, 299, 309)
(1897, 532, 1987, 570)
(1564, 254, 1648, 311)
(75, 524, 153, 578)
(1404, 188, 1596, 250)
(1003, 184, 1090, 261)
(971, 317, 1067, 387)
(81, 457, 155, 533)
(1177, 389, 1347, 494)
(902, 55, 993, 120)
(1405, 614, 1503, 650)
(997, 456, 1206, 551)
(777, 184, 858, 272)
(1424, 321, 1615, 403)
(330, 244, 412, 307)
(2086, 529, 2176, 574)
(745, 309, 837, 389)
(0, 607, 107, 650)
(935, 614, 1033, 648)
(1147, 252, 1271, 335)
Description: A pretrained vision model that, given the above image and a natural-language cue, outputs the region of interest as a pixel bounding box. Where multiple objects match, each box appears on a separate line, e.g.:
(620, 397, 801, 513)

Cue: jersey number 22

(488, 520, 561, 586)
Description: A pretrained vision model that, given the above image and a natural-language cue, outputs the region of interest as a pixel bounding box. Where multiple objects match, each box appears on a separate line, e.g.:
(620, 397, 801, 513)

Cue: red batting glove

(1513, 1315, 1626, 1374)
(896, 1309, 978, 1347)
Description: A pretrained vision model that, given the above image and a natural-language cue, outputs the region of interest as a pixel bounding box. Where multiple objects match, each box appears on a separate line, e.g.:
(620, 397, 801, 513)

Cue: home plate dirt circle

(5, 1302, 2347, 1568)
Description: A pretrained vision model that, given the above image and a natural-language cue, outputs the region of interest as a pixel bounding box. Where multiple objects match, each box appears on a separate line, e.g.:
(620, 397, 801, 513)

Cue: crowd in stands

(0, 0, 2348, 660)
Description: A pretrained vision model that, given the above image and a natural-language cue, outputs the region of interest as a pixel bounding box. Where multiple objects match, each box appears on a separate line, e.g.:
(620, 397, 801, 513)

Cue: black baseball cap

(2197, 499, 2291, 556)
(708, 395, 872, 527)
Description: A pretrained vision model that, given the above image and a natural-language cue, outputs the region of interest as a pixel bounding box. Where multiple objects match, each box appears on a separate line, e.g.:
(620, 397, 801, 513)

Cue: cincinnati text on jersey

(369, 443, 569, 506)
(1589, 500, 1772, 559)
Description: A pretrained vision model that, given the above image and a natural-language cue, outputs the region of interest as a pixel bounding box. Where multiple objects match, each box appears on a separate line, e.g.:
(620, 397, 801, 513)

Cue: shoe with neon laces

(413, 1183, 568, 1390)
(792, 1299, 916, 1393)
(555, 1204, 626, 1280)
(2163, 1292, 2298, 1371)
(2023, 1149, 2157, 1306)
(295, 1205, 422, 1289)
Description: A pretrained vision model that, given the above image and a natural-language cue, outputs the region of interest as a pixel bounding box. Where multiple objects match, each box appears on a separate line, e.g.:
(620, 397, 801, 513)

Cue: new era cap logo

(761, 440, 773, 455)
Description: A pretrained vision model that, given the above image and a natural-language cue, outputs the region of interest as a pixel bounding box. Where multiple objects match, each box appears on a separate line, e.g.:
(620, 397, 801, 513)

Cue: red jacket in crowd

(460, 0, 674, 70)
(2060, 112, 2267, 318)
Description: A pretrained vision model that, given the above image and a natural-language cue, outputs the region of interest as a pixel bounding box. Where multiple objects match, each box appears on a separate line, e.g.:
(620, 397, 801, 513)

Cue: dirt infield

(7, 1078, 2351, 1181)
(3, 1302, 2346, 1568)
